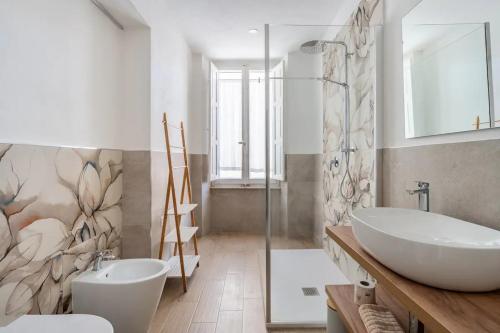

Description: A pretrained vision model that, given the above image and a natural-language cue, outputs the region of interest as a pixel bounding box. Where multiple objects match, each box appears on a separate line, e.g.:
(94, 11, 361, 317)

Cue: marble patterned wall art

(0, 144, 122, 325)
(322, 0, 380, 282)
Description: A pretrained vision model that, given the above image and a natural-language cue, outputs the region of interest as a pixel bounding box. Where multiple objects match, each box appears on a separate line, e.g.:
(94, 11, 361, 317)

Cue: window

(217, 71, 243, 179)
(210, 62, 284, 185)
(249, 70, 266, 179)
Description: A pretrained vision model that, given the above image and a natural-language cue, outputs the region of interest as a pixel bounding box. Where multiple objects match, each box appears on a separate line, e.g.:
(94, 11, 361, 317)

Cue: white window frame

(209, 62, 284, 187)
(270, 61, 285, 181)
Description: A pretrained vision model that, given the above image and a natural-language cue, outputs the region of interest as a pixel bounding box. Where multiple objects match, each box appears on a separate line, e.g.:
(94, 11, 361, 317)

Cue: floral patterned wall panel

(0, 144, 122, 325)
(322, 0, 380, 282)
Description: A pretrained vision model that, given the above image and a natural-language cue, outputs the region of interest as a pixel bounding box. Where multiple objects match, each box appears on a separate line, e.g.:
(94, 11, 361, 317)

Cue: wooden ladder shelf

(158, 112, 200, 292)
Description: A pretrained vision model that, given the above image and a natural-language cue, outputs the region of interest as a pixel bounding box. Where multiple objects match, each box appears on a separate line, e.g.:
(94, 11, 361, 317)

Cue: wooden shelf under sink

(326, 226, 500, 333)
(326, 284, 409, 333)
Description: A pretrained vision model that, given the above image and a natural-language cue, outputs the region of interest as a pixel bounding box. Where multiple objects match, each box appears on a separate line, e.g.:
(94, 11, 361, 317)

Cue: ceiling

(163, 0, 358, 60)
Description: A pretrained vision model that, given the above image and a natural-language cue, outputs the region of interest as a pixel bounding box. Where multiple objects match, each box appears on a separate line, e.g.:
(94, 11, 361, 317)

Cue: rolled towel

(358, 304, 404, 333)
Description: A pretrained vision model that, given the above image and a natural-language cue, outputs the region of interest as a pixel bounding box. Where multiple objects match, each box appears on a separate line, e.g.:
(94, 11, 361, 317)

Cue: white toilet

(0, 314, 113, 333)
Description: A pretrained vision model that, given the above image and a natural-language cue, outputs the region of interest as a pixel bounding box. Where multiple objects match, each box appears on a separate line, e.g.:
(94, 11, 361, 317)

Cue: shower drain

(301, 287, 320, 296)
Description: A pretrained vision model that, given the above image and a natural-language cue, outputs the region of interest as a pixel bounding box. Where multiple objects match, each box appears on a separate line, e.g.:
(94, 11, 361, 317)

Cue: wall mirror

(402, 0, 500, 138)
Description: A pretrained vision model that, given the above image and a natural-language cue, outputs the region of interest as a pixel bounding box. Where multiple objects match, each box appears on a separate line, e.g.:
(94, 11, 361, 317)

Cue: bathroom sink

(351, 207, 500, 292)
(76, 258, 169, 283)
(72, 258, 170, 333)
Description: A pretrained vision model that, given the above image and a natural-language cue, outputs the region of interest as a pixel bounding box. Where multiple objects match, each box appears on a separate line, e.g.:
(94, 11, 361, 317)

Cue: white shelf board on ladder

(167, 203, 198, 215)
(164, 226, 198, 243)
(164, 255, 200, 278)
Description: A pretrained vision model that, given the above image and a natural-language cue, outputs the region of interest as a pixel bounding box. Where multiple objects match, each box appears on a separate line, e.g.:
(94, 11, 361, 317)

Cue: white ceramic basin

(72, 259, 169, 333)
(352, 207, 500, 292)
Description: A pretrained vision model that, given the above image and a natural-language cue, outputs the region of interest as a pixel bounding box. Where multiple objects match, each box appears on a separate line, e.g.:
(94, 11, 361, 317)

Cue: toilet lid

(1, 314, 113, 333)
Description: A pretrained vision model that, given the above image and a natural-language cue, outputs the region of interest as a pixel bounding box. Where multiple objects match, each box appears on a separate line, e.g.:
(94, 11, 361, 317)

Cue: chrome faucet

(407, 181, 430, 212)
(92, 250, 116, 271)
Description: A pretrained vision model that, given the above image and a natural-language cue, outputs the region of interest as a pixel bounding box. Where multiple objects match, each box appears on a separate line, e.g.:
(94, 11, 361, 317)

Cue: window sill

(209, 182, 281, 190)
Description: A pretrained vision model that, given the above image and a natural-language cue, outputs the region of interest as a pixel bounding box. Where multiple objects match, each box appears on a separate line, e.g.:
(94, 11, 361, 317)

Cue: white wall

(284, 51, 323, 154)
(129, 0, 196, 256)
(188, 53, 210, 154)
(121, 28, 151, 150)
(0, 0, 119, 148)
(383, 0, 500, 148)
(131, 0, 193, 152)
(0, 0, 150, 150)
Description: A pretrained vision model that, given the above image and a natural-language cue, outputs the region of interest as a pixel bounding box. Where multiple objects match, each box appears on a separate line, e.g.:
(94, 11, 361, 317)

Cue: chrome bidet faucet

(407, 181, 430, 212)
(92, 250, 116, 271)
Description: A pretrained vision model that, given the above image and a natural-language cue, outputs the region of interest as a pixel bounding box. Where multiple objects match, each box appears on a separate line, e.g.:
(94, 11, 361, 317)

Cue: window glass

(249, 71, 266, 179)
(218, 71, 242, 179)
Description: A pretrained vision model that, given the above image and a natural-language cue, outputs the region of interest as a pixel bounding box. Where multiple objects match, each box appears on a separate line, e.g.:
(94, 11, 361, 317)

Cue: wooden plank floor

(151, 234, 326, 333)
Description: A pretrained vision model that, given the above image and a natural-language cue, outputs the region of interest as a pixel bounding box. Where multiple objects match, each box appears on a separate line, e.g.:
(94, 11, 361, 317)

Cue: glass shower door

(264, 22, 381, 327)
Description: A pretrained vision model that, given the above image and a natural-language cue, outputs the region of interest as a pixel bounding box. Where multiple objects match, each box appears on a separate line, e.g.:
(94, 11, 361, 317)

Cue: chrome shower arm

(322, 78, 348, 87)
(269, 76, 348, 87)
(269, 76, 320, 81)
(322, 41, 354, 56)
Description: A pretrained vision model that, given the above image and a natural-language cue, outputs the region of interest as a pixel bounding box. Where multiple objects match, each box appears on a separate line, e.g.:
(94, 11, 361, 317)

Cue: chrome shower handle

(329, 158, 340, 170)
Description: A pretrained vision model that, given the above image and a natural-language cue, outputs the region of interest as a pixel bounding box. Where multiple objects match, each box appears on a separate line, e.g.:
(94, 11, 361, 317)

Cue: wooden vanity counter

(326, 226, 500, 333)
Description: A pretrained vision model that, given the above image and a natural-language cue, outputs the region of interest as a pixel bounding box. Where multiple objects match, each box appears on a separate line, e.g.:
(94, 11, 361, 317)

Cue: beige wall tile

(209, 189, 267, 233)
(151, 151, 186, 257)
(381, 139, 500, 230)
(122, 150, 151, 258)
(282, 154, 323, 242)
(189, 154, 211, 235)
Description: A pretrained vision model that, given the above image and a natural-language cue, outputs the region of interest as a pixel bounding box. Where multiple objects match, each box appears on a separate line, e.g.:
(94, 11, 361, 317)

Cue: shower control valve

(329, 158, 340, 170)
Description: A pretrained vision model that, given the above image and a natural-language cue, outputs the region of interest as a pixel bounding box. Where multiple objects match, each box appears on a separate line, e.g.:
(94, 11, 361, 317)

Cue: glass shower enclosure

(263, 22, 381, 327)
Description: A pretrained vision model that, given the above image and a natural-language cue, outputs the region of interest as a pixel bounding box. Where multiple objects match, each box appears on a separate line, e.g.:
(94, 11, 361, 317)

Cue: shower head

(300, 40, 350, 55)
(300, 40, 325, 54)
